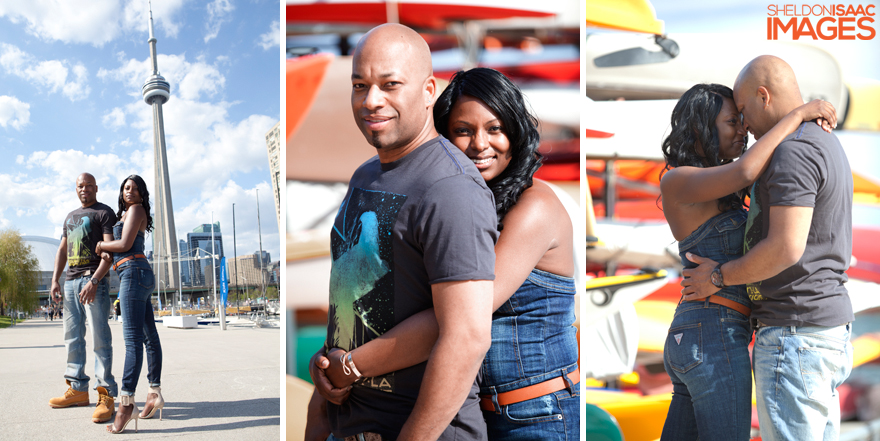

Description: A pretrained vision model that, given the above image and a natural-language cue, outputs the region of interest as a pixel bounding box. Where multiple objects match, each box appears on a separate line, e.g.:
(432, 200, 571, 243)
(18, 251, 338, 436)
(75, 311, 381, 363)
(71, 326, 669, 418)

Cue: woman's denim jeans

(117, 261, 162, 396)
(481, 269, 580, 440)
(662, 208, 753, 440)
(661, 299, 753, 441)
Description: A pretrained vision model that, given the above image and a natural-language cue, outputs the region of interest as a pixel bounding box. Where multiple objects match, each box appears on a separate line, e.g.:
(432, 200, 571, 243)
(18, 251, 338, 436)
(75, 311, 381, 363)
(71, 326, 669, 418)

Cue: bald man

(307, 24, 497, 441)
(49, 172, 119, 424)
(682, 56, 854, 440)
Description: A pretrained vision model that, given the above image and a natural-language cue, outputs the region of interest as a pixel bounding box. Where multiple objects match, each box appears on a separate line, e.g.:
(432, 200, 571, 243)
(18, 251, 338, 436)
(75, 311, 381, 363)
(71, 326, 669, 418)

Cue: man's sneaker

(92, 386, 115, 423)
(49, 380, 89, 408)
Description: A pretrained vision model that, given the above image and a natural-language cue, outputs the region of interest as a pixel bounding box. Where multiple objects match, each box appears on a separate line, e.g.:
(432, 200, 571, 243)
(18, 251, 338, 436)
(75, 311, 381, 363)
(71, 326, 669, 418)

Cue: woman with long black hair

(97, 175, 164, 434)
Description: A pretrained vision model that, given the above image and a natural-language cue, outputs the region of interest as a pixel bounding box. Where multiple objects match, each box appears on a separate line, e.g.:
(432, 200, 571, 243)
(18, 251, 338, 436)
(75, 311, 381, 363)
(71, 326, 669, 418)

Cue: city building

(266, 121, 281, 224)
(185, 223, 224, 287)
(267, 260, 280, 284)
(179, 239, 191, 286)
(228, 252, 270, 289)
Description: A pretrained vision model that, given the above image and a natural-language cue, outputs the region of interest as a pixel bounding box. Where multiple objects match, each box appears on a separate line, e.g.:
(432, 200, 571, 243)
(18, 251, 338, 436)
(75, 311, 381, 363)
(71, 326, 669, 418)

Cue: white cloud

(103, 107, 127, 129)
(97, 54, 226, 101)
(258, 20, 280, 50)
(15, 155, 24, 164)
(0, 0, 186, 46)
(204, 0, 235, 43)
(0, 96, 30, 130)
(0, 44, 90, 101)
(24, 149, 136, 196)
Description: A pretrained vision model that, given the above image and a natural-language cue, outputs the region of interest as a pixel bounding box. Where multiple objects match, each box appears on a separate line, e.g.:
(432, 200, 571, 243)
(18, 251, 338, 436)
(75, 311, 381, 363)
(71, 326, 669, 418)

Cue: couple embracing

(660, 55, 854, 441)
(49, 172, 165, 434)
(305, 23, 579, 441)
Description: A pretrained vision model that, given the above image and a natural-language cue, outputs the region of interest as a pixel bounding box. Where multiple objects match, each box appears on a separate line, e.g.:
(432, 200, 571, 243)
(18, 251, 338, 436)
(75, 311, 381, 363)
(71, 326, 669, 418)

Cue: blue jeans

(482, 365, 580, 441)
(117, 262, 162, 396)
(754, 323, 853, 441)
(481, 269, 580, 441)
(63, 275, 117, 396)
(661, 299, 753, 441)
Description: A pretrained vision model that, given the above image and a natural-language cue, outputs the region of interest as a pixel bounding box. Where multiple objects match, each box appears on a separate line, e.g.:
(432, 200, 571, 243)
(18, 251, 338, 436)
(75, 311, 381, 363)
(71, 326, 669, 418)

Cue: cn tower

(143, 3, 179, 290)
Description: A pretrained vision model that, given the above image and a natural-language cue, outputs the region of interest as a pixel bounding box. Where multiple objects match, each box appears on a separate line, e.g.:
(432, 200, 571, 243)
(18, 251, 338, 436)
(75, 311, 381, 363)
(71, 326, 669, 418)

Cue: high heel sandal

(107, 395, 139, 433)
(139, 386, 165, 420)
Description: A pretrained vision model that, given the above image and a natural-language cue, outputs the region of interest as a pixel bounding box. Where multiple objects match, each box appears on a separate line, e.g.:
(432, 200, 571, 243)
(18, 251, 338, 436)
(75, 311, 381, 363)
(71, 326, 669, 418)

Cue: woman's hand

(308, 348, 351, 405)
(100, 252, 113, 262)
(95, 241, 103, 255)
(795, 99, 837, 133)
(325, 348, 360, 390)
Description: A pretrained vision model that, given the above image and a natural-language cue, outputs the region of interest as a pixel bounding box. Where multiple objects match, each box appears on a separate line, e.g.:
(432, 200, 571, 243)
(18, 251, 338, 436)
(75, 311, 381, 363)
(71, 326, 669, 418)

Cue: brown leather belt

(702, 295, 751, 317)
(480, 368, 579, 412)
(113, 254, 147, 271)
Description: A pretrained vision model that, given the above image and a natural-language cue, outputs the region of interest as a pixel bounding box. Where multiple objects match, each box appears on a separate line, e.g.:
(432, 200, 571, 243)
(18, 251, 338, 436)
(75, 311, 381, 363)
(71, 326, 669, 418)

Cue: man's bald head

(350, 23, 439, 161)
(76, 173, 96, 185)
(353, 23, 433, 80)
(75, 172, 98, 207)
(733, 55, 803, 139)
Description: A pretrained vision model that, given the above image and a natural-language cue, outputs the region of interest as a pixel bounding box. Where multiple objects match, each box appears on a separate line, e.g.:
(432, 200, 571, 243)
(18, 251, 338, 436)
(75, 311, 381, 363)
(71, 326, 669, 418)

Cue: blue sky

(0, 0, 281, 262)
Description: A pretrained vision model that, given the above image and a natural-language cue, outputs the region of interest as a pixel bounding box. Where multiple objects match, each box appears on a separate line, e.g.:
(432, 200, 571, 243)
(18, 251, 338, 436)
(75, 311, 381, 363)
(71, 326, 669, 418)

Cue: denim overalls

(480, 268, 580, 440)
(113, 221, 161, 397)
(661, 209, 753, 441)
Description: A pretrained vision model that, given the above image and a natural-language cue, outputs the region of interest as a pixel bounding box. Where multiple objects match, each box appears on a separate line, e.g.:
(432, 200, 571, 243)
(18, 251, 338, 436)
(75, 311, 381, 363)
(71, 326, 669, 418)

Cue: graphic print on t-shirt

(328, 187, 406, 393)
(67, 214, 95, 267)
(744, 182, 765, 301)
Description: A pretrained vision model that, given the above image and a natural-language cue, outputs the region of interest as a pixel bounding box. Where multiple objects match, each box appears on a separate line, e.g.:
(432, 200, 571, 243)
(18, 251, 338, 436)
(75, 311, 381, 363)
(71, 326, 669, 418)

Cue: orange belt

(113, 254, 147, 271)
(700, 295, 751, 317)
(480, 368, 579, 411)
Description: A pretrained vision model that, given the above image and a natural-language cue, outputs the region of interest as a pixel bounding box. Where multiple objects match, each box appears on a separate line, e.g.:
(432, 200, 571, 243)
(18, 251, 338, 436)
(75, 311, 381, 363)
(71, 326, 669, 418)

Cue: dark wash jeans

(662, 300, 753, 441)
(481, 269, 580, 441)
(117, 260, 162, 396)
(661, 208, 753, 440)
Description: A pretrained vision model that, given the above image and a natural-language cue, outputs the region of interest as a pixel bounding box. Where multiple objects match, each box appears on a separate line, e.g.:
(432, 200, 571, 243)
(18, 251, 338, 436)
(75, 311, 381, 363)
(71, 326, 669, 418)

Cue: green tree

(0, 229, 40, 318)
(266, 286, 278, 300)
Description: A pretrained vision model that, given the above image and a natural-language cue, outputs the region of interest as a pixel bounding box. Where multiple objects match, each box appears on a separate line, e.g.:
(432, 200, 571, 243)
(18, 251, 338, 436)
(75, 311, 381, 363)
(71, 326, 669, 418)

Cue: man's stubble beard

(371, 133, 384, 149)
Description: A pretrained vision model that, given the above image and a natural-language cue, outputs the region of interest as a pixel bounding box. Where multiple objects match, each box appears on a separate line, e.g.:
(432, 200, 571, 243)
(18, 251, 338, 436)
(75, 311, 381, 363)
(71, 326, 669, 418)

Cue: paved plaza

(0, 315, 280, 440)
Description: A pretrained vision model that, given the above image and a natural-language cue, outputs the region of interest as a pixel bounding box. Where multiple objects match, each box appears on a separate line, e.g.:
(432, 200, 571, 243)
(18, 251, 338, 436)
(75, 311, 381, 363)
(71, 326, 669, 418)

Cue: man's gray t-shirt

(744, 122, 854, 327)
(326, 136, 498, 440)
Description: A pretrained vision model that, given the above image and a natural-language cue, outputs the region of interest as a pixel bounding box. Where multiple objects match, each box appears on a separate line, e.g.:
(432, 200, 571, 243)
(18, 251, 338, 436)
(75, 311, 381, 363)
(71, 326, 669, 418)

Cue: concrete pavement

(0, 315, 280, 440)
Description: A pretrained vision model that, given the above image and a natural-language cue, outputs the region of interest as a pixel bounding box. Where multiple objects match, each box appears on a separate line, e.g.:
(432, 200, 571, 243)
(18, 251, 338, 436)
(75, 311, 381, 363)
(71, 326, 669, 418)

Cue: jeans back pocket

(665, 323, 703, 373)
(137, 268, 155, 292)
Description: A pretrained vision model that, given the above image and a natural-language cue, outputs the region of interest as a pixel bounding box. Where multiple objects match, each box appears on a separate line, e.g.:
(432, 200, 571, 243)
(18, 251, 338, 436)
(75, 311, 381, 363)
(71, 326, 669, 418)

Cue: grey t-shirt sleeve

(765, 141, 824, 208)
(415, 175, 497, 284)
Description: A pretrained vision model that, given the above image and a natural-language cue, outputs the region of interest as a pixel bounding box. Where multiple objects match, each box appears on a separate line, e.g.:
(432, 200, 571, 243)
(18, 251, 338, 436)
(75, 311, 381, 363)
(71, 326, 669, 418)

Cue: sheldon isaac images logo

(767, 3, 876, 40)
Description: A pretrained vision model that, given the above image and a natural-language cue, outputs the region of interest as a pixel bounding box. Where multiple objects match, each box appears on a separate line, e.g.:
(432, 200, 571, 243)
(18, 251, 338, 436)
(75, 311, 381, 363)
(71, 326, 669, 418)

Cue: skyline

(0, 0, 282, 263)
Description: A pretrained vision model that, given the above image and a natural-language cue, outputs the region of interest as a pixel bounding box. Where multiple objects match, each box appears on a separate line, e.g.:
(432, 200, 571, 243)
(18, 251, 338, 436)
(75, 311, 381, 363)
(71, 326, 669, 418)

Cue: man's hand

(680, 253, 722, 301)
(325, 348, 359, 390)
(79, 280, 97, 305)
(308, 348, 351, 405)
(50, 280, 63, 304)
